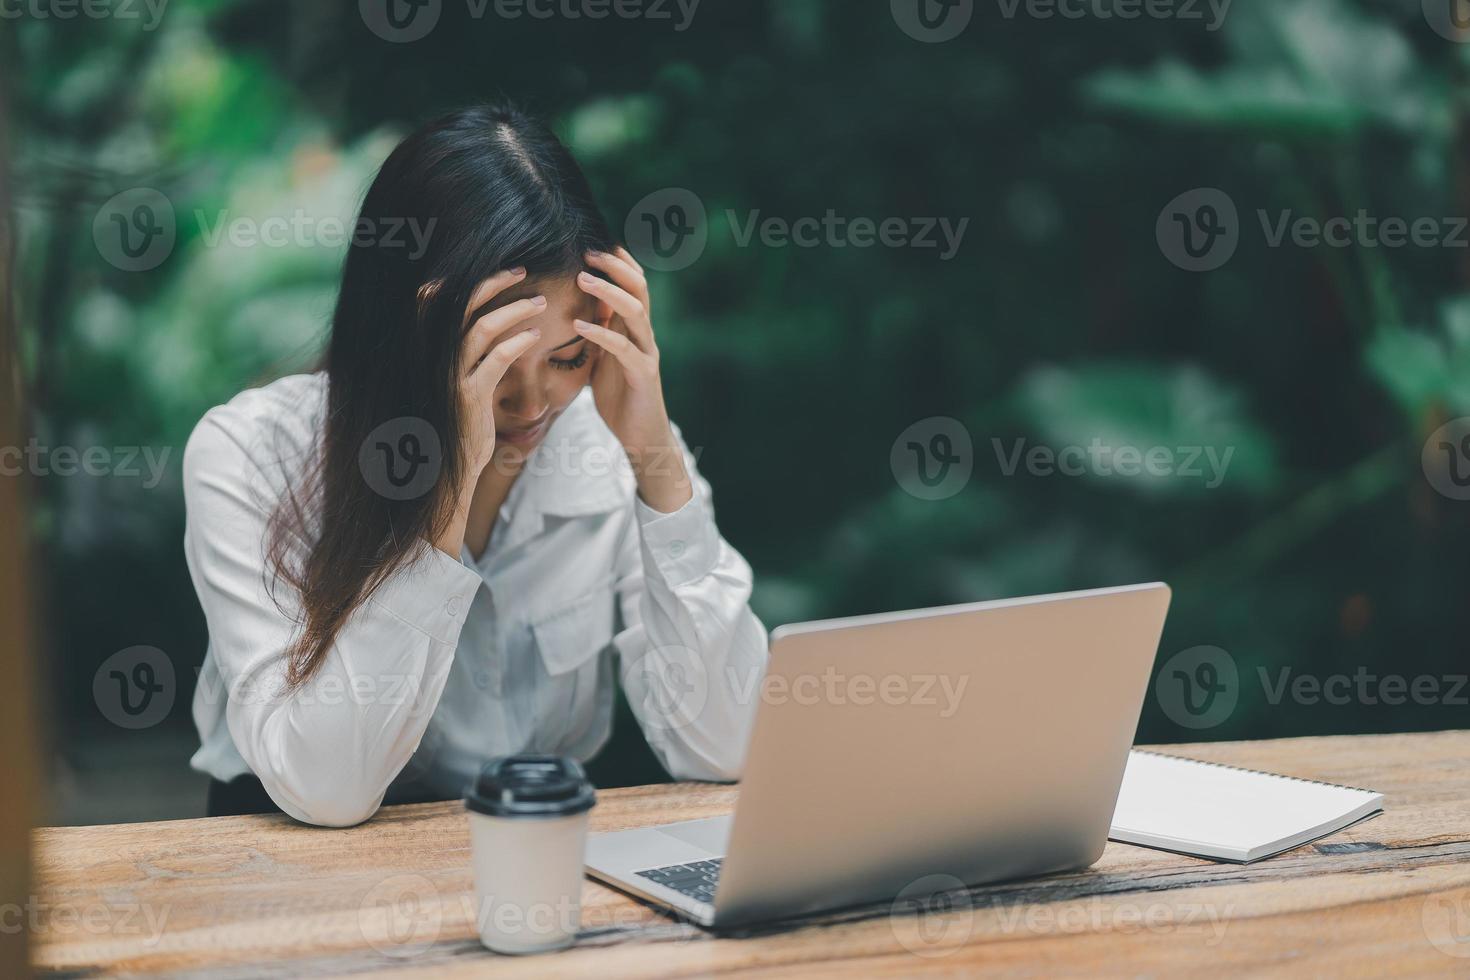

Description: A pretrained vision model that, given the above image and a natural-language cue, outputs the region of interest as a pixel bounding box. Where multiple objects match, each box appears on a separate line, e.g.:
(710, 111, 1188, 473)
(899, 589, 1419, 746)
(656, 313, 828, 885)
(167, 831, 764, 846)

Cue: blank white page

(1109, 751, 1384, 862)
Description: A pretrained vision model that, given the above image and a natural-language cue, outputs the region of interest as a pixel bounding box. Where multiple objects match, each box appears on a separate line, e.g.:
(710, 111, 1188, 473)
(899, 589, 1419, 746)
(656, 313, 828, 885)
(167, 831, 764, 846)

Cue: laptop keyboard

(634, 858, 723, 905)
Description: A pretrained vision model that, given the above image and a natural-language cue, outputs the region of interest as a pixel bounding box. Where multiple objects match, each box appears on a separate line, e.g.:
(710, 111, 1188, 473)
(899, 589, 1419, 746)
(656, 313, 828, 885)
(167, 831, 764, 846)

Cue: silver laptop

(585, 582, 1172, 928)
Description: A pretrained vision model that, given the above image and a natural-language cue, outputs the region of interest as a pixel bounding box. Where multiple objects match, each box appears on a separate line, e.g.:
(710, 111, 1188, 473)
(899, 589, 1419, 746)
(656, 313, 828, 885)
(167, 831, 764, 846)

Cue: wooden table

(29, 731, 1470, 978)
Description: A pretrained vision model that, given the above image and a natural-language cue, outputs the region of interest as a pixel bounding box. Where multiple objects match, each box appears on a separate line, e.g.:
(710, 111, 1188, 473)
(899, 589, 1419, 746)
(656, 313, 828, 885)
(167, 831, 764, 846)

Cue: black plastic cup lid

(464, 755, 596, 818)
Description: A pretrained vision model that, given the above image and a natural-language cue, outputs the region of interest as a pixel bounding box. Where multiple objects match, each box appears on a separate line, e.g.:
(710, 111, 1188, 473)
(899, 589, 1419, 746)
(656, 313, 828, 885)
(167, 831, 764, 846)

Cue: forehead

(475, 274, 596, 348)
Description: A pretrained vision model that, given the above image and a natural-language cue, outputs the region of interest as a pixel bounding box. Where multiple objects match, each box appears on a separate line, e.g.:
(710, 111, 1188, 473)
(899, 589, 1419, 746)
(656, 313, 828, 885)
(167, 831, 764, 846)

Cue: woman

(183, 102, 768, 826)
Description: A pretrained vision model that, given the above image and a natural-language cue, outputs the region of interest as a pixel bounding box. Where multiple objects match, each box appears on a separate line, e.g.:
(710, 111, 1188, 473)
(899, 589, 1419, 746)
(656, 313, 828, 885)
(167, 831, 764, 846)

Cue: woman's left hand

(575, 247, 693, 514)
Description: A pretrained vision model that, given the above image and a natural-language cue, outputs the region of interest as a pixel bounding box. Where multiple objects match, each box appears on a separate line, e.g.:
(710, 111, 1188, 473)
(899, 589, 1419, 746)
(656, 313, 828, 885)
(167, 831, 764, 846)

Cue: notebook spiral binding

(1131, 749, 1381, 798)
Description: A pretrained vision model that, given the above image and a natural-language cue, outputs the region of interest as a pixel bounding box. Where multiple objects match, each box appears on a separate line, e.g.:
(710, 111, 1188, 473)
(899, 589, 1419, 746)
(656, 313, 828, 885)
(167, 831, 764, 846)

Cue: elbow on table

(664, 741, 747, 784)
(290, 797, 382, 828)
(255, 772, 386, 828)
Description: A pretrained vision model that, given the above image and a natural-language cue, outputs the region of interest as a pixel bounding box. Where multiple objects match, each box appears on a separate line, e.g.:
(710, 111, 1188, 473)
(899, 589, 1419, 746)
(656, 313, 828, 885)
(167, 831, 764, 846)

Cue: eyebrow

(550, 336, 587, 353)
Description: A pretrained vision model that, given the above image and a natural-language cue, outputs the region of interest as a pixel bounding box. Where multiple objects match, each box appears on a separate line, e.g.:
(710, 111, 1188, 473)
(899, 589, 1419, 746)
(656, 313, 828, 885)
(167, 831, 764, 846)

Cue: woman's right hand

(434, 267, 545, 557)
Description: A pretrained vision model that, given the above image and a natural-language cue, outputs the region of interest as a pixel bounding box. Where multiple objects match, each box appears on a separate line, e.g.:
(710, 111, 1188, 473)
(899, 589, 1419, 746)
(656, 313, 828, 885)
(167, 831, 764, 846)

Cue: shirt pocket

(529, 581, 616, 678)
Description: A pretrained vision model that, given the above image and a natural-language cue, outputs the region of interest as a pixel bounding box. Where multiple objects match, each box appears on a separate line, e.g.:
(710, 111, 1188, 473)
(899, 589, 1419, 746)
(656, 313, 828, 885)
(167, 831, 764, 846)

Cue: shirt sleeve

(611, 423, 770, 781)
(183, 410, 484, 826)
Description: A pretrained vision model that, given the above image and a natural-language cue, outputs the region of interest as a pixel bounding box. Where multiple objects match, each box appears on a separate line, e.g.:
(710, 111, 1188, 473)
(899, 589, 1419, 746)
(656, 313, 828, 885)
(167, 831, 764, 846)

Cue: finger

(464, 295, 546, 371)
(468, 327, 541, 390)
(614, 245, 645, 279)
(463, 267, 528, 326)
(585, 249, 648, 309)
(574, 319, 651, 376)
(577, 271, 654, 352)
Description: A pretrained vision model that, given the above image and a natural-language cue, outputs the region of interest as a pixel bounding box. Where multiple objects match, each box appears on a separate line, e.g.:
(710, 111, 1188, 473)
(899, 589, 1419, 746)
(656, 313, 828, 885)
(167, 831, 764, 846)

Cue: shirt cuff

(636, 493, 721, 588)
(367, 544, 483, 646)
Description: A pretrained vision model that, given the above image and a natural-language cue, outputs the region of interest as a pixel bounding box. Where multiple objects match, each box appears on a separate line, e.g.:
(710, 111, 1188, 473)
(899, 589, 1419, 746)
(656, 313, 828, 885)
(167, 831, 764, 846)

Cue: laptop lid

(711, 582, 1171, 926)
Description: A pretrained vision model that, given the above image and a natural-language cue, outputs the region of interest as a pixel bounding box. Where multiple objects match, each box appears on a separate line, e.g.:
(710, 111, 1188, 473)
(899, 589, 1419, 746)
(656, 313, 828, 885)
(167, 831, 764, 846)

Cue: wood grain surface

(29, 731, 1470, 978)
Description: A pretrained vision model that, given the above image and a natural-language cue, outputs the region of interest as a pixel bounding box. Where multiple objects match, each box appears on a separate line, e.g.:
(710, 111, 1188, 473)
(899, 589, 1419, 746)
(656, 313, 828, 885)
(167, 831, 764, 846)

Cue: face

(480, 274, 604, 459)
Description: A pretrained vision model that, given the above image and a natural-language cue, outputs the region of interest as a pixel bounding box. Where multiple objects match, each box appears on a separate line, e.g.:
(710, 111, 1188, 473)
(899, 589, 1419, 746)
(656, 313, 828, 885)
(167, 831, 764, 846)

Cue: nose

(495, 358, 550, 425)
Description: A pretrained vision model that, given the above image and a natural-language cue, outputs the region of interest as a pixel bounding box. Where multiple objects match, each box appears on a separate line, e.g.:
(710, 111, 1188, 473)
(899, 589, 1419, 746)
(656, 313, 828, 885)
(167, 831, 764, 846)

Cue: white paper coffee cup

(464, 755, 597, 955)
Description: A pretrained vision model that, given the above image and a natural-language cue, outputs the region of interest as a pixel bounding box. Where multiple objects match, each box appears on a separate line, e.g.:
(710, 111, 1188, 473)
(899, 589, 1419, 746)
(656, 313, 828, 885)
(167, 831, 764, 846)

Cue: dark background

(6, 0, 1470, 823)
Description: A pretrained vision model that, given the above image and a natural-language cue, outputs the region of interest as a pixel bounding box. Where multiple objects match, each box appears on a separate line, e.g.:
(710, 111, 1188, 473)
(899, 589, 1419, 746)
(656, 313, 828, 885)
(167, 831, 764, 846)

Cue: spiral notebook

(1109, 751, 1385, 863)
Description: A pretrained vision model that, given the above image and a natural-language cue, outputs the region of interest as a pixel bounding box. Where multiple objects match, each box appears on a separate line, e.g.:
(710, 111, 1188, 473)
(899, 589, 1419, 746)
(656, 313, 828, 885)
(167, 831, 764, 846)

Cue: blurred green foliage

(6, 0, 1470, 803)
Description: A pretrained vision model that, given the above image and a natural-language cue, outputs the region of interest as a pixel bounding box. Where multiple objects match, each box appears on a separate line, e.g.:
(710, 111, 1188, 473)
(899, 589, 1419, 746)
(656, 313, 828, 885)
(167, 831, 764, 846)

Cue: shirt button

(668, 539, 686, 558)
(474, 669, 490, 690)
(445, 595, 463, 617)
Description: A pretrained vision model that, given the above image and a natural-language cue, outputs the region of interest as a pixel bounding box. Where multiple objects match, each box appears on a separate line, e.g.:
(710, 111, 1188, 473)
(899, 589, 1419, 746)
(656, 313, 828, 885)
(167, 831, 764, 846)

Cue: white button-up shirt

(184, 373, 768, 826)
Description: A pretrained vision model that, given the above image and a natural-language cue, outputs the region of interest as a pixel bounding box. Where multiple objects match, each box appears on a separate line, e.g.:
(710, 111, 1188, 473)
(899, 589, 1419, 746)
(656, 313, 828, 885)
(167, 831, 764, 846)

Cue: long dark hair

(267, 102, 616, 686)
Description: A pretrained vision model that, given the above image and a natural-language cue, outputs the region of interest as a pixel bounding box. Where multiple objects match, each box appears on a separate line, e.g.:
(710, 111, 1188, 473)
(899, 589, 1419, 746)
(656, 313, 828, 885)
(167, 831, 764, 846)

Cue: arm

(611, 423, 769, 781)
(183, 414, 484, 826)
(185, 268, 545, 825)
